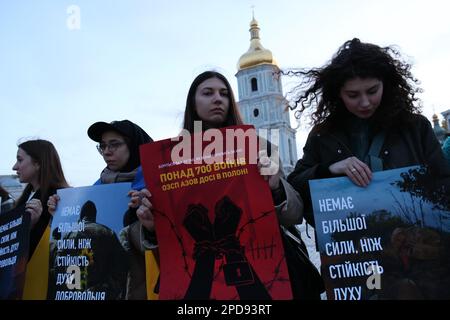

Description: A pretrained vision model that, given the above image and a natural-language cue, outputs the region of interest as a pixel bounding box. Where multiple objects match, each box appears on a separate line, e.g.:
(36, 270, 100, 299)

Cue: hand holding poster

(140, 125, 292, 300)
(310, 166, 450, 300)
(47, 183, 131, 300)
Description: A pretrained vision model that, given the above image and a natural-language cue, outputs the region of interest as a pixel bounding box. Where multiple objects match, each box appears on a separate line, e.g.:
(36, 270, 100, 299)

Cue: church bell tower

(236, 16, 298, 174)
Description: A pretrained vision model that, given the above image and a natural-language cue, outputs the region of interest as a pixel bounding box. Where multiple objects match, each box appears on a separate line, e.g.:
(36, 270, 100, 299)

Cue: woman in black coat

(287, 38, 450, 226)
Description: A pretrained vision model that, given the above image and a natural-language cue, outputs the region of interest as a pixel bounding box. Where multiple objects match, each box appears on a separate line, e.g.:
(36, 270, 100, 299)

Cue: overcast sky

(1, 0, 449, 187)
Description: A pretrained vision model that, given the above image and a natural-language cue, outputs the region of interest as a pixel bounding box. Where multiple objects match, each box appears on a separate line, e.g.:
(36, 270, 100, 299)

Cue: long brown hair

(15, 139, 69, 207)
(182, 71, 243, 133)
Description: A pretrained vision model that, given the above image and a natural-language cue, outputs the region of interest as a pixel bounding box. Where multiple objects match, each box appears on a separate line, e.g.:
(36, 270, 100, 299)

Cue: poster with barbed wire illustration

(140, 125, 292, 300)
(47, 183, 131, 300)
(309, 166, 450, 300)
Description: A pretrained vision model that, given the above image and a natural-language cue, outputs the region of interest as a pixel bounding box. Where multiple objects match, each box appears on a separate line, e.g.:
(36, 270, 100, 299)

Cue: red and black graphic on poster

(140, 125, 292, 300)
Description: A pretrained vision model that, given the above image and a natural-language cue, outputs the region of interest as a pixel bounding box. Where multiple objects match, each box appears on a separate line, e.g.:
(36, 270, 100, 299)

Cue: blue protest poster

(0, 205, 30, 300)
(310, 166, 450, 300)
(47, 183, 131, 300)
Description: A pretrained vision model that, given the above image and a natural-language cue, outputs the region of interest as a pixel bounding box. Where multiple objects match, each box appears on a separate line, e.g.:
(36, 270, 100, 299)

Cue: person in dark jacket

(286, 38, 450, 226)
(12, 139, 70, 299)
(13, 140, 70, 258)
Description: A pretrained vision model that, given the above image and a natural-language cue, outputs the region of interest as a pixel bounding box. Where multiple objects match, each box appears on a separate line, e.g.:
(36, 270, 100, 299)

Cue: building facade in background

(0, 175, 25, 202)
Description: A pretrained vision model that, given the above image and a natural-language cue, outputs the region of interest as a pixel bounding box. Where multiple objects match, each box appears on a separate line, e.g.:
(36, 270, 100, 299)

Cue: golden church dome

(237, 17, 278, 70)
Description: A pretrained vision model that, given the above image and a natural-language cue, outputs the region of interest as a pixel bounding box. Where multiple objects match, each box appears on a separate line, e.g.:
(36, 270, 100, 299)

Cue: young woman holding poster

(12, 139, 69, 299)
(48, 120, 156, 300)
(135, 71, 324, 299)
(286, 38, 450, 227)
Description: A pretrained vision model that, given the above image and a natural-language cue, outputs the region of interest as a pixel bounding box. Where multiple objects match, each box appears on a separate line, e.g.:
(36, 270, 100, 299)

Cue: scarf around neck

(100, 167, 138, 184)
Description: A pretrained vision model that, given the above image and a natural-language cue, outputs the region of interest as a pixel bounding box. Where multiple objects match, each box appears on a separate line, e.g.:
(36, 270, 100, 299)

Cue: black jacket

(288, 114, 450, 226)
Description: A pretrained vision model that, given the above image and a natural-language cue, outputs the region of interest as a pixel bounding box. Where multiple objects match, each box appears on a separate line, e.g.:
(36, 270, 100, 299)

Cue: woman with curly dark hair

(287, 38, 450, 225)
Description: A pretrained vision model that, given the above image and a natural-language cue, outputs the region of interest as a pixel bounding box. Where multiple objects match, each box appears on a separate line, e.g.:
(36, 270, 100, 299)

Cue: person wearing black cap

(87, 119, 153, 188)
(89, 119, 155, 300)
(48, 119, 155, 300)
(50, 120, 153, 219)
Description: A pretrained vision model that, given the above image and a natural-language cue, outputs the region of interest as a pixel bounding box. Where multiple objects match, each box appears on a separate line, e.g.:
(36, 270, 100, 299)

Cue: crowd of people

(2, 38, 450, 300)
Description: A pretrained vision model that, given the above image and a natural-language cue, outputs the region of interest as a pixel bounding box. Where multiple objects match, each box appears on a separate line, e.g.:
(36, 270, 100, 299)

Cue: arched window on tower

(251, 77, 258, 92)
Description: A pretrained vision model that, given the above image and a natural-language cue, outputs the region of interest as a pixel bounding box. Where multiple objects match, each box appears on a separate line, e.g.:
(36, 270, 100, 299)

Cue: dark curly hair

(286, 38, 422, 132)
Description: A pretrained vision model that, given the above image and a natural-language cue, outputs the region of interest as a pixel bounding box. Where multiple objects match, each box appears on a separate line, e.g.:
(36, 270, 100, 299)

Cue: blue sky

(1, 0, 449, 186)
